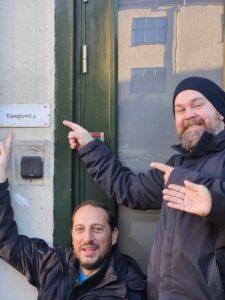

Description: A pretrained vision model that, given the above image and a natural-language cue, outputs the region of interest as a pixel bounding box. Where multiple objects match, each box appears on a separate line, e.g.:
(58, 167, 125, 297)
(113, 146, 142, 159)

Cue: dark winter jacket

(78, 130, 225, 300)
(0, 180, 147, 300)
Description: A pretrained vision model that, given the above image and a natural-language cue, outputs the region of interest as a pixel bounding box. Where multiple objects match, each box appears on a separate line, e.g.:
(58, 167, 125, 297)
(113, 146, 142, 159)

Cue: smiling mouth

(81, 245, 98, 256)
(185, 124, 203, 130)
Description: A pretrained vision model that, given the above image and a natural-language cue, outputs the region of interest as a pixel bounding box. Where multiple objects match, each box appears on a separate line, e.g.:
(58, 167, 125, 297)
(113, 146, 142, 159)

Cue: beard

(75, 241, 112, 271)
(179, 117, 221, 151)
(79, 253, 108, 271)
(180, 127, 204, 150)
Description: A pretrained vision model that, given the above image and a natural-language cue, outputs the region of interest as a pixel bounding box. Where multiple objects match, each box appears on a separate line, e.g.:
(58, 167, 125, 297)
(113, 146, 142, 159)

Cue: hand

(162, 180, 212, 217)
(63, 120, 94, 150)
(150, 162, 174, 185)
(0, 133, 12, 183)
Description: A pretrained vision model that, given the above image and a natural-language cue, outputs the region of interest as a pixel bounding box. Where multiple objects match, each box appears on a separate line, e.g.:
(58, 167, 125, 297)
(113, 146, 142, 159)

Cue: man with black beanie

(63, 76, 225, 300)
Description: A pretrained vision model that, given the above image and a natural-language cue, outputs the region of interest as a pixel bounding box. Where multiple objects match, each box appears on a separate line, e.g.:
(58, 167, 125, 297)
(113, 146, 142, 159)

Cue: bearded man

(63, 76, 225, 300)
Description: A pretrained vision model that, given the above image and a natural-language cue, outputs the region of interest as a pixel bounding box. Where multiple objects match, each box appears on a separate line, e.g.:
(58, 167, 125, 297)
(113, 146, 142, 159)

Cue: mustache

(79, 241, 99, 249)
(184, 118, 203, 129)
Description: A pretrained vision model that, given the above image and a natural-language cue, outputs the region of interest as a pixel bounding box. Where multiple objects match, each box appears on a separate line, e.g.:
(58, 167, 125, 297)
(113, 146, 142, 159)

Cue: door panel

(73, 0, 116, 210)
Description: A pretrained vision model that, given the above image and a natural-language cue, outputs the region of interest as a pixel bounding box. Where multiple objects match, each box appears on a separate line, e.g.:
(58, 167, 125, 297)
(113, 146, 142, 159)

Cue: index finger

(167, 183, 185, 193)
(150, 162, 170, 173)
(63, 120, 80, 131)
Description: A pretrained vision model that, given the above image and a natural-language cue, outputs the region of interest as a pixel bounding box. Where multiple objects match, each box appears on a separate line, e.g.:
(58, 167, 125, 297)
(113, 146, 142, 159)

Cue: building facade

(0, 0, 224, 299)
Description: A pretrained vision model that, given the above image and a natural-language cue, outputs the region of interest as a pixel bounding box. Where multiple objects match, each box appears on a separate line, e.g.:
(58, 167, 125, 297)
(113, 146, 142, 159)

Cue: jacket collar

(171, 129, 225, 158)
(74, 247, 127, 298)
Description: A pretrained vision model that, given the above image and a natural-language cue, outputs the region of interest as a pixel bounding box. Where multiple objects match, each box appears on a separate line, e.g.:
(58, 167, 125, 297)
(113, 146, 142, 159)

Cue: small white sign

(0, 104, 50, 127)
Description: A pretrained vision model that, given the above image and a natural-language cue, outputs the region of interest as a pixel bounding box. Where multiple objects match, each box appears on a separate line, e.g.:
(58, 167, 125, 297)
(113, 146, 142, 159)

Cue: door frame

(54, 0, 74, 246)
(54, 0, 118, 246)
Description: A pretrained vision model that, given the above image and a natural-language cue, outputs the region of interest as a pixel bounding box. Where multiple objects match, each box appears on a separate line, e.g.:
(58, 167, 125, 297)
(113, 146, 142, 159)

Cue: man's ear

(112, 227, 119, 245)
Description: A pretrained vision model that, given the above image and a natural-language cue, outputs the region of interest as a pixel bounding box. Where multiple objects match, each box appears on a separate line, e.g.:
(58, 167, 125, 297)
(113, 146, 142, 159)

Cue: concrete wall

(0, 1, 55, 299)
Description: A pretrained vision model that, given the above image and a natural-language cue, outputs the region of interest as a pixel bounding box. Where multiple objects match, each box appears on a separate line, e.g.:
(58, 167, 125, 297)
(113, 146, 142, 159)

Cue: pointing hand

(63, 120, 94, 150)
(150, 162, 174, 185)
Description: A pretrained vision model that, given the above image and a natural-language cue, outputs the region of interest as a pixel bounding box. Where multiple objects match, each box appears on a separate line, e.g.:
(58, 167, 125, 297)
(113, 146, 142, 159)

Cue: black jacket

(79, 130, 225, 300)
(0, 181, 147, 300)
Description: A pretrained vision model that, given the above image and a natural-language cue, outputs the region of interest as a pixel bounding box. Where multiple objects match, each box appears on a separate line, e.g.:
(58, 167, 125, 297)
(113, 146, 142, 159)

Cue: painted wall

(0, 1, 55, 299)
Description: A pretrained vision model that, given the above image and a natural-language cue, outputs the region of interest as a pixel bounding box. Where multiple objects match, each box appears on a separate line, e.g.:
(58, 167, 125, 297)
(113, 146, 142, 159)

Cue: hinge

(82, 45, 87, 74)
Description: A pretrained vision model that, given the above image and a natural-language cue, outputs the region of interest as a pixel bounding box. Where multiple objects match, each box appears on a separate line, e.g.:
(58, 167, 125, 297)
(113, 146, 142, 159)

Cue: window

(130, 67, 166, 93)
(132, 17, 167, 46)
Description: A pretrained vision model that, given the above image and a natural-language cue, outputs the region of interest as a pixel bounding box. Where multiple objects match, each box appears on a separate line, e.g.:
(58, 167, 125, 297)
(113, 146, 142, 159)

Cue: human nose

(184, 107, 196, 119)
(83, 228, 94, 243)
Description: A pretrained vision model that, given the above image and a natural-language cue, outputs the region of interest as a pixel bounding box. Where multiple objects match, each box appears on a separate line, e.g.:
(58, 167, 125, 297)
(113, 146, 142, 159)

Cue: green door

(73, 0, 117, 209)
(54, 0, 117, 246)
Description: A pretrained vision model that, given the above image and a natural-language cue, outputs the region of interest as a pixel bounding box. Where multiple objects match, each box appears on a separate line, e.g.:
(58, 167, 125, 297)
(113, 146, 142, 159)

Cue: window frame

(131, 16, 167, 46)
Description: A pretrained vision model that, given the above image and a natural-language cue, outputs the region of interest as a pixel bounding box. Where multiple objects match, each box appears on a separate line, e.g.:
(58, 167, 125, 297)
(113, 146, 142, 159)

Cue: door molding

(54, 0, 74, 246)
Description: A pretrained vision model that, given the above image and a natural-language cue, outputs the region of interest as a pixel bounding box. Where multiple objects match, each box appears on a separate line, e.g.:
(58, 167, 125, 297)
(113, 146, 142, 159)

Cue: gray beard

(180, 128, 204, 151)
(179, 116, 223, 151)
(180, 125, 221, 151)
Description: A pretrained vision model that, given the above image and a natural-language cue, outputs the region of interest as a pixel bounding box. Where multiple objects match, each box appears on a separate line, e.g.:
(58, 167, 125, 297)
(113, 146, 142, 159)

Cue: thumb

(184, 180, 198, 192)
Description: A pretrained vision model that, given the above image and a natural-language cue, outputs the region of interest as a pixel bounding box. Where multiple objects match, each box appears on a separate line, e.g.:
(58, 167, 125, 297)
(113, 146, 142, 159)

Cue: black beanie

(173, 76, 225, 118)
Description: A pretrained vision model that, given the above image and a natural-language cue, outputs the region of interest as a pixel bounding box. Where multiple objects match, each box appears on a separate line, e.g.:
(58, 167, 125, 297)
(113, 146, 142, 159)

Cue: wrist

(0, 174, 7, 183)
